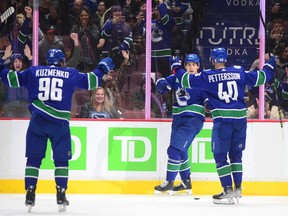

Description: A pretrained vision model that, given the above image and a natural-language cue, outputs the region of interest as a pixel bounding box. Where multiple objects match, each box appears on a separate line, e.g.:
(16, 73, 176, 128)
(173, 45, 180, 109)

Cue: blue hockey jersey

(164, 74, 207, 121)
(176, 62, 275, 122)
(0, 65, 104, 123)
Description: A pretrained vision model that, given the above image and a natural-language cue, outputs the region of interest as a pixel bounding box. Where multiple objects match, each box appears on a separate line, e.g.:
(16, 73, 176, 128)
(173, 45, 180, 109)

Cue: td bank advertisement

(4, 120, 287, 181)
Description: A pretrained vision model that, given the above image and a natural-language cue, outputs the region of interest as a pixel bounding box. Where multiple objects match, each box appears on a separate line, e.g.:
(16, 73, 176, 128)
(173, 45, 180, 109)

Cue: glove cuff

(171, 62, 182, 73)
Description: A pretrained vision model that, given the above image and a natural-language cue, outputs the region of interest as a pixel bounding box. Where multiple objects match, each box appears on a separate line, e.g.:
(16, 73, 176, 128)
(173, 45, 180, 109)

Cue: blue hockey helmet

(209, 47, 227, 63)
(46, 49, 65, 65)
(184, 54, 200, 65)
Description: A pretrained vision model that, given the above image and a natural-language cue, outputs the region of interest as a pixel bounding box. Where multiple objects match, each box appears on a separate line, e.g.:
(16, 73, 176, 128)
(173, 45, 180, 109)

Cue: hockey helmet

(46, 49, 65, 65)
(210, 47, 227, 63)
(184, 54, 200, 65)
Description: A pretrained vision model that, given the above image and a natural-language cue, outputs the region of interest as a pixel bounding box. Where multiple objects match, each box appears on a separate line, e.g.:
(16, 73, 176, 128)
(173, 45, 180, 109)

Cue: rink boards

(0, 119, 288, 195)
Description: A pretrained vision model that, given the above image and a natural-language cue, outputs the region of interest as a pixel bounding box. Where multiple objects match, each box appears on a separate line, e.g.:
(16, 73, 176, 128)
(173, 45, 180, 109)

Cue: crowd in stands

(1, 0, 288, 119)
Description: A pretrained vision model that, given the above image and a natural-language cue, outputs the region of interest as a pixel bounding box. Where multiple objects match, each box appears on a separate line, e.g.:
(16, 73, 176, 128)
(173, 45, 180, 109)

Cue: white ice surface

(0, 194, 288, 216)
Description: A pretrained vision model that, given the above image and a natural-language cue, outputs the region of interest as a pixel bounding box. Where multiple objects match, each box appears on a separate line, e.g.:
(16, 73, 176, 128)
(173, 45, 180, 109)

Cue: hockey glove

(155, 78, 171, 94)
(265, 56, 277, 70)
(169, 56, 182, 74)
(97, 57, 115, 74)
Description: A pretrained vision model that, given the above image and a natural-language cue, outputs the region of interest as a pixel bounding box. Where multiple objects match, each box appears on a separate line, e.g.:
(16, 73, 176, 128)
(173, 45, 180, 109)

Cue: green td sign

(189, 129, 216, 172)
(108, 127, 157, 171)
(41, 127, 87, 170)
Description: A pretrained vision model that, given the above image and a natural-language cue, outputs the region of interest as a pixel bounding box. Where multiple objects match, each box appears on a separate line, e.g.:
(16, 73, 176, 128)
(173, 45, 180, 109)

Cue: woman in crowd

(79, 87, 122, 119)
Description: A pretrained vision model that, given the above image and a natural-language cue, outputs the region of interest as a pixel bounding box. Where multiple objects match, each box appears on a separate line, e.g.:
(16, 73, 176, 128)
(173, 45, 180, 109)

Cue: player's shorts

(26, 114, 72, 161)
(211, 121, 246, 154)
(170, 116, 204, 151)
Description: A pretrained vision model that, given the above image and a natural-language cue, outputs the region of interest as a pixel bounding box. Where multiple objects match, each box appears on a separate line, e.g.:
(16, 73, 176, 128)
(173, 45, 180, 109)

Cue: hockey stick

(195, 44, 205, 70)
(273, 80, 285, 141)
(0, 7, 15, 23)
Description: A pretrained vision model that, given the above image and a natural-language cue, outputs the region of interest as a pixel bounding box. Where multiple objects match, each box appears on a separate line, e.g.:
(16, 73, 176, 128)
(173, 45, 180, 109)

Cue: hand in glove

(155, 78, 171, 94)
(169, 56, 182, 74)
(97, 57, 115, 74)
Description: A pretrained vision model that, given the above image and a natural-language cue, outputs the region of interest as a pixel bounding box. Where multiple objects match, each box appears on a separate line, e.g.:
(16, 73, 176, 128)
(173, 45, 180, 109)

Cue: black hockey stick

(195, 44, 205, 70)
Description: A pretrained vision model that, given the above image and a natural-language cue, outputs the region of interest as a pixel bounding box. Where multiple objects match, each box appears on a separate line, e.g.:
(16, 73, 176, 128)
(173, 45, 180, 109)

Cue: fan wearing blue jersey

(171, 47, 276, 204)
(0, 49, 115, 212)
(154, 54, 208, 195)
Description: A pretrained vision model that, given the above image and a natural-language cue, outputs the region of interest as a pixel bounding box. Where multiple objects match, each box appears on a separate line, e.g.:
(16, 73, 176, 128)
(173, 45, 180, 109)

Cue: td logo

(108, 127, 157, 171)
(41, 127, 87, 170)
(188, 129, 216, 173)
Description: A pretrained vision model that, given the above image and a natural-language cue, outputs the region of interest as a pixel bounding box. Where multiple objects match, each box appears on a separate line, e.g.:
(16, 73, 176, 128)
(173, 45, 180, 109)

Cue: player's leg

(212, 122, 235, 204)
(173, 151, 192, 194)
(25, 114, 49, 210)
(229, 121, 247, 202)
(49, 122, 71, 211)
(154, 145, 181, 194)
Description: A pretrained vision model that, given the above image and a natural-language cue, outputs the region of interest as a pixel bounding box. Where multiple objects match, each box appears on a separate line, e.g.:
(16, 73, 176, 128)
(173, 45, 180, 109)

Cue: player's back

(200, 65, 248, 122)
(22, 65, 82, 123)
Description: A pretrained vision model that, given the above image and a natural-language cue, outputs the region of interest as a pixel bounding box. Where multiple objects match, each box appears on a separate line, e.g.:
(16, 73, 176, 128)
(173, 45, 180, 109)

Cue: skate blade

(213, 198, 235, 205)
(235, 196, 241, 203)
(26, 205, 33, 213)
(154, 190, 173, 195)
(172, 189, 192, 195)
(58, 204, 67, 212)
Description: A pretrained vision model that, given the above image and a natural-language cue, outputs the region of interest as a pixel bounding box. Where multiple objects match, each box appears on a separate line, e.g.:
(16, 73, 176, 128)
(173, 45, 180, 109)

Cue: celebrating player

(154, 54, 208, 195)
(172, 47, 276, 204)
(0, 48, 115, 212)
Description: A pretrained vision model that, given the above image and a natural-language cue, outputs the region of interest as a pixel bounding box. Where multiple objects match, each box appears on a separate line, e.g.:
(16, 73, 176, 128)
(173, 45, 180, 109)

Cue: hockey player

(171, 47, 276, 204)
(154, 54, 207, 195)
(0, 49, 115, 212)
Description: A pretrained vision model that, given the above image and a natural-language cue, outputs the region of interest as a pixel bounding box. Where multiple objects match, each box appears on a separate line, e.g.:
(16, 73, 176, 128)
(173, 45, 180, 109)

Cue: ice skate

(56, 185, 69, 212)
(154, 181, 174, 195)
(172, 179, 192, 195)
(25, 185, 36, 213)
(234, 185, 242, 203)
(213, 186, 235, 204)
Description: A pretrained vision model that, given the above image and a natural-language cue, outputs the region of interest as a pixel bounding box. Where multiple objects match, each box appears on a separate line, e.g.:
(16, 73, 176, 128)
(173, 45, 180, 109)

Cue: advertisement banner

(196, 1, 260, 70)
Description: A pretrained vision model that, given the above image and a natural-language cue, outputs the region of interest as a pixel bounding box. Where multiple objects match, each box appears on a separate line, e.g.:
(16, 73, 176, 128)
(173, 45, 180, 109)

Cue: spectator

(246, 93, 272, 119)
(67, 0, 95, 32)
(97, 4, 133, 69)
(151, 0, 176, 77)
(131, 77, 163, 118)
(267, 0, 288, 26)
(1, 6, 33, 62)
(164, 0, 190, 54)
(70, 7, 101, 72)
(39, 0, 59, 29)
(79, 87, 122, 118)
(2, 49, 31, 118)
(266, 18, 288, 54)
(38, 25, 65, 65)
(96, 0, 110, 28)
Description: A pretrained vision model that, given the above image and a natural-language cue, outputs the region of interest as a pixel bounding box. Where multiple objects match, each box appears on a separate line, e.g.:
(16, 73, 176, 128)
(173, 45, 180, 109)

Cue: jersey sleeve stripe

(255, 70, 266, 86)
(181, 73, 191, 88)
(7, 70, 20, 87)
(88, 73, 98, 90)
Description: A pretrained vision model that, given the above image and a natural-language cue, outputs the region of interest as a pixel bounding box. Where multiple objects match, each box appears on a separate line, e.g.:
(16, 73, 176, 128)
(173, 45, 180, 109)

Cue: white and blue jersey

(0, 65, 104, 123)
(177, 63, 275, 122)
